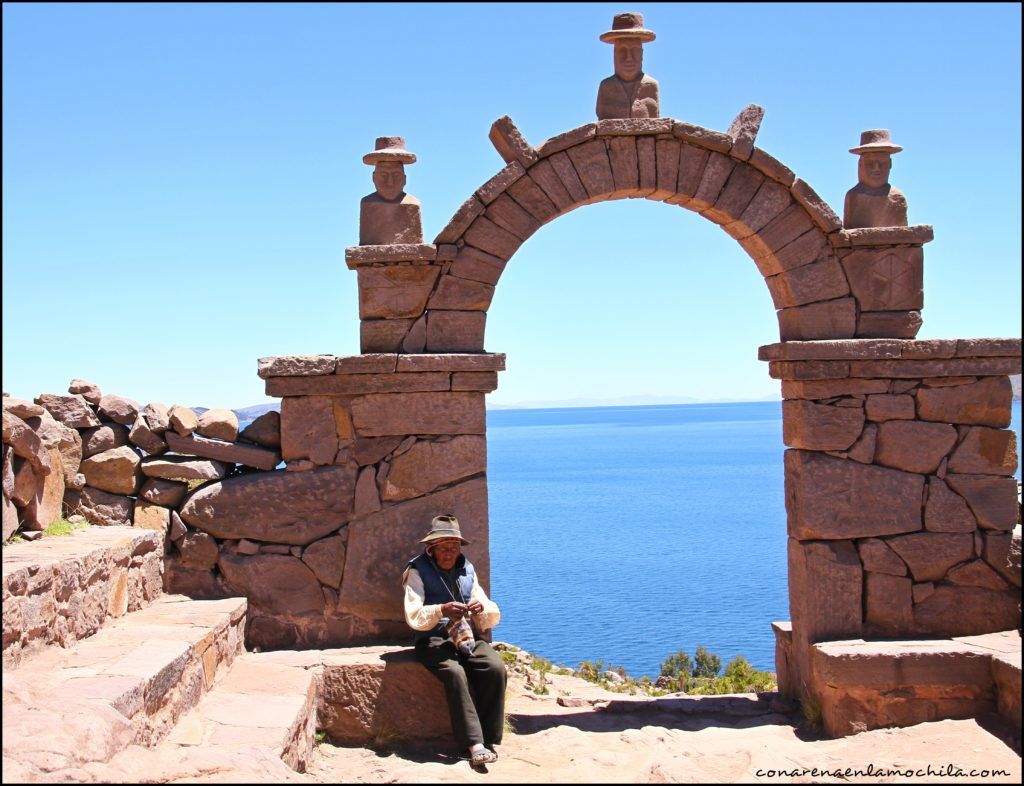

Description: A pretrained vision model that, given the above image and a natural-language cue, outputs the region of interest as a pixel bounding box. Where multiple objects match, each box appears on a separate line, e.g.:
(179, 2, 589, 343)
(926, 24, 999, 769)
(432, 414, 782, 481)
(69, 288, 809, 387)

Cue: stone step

(2, 524, 164, 668)
(1, 594, 247, 777)
(810, 630, 1022, 738)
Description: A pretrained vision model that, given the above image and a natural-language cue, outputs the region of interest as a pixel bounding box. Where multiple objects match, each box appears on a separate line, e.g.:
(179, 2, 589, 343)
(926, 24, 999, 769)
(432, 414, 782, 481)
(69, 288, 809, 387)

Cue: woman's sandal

(470, 747, 498, 767)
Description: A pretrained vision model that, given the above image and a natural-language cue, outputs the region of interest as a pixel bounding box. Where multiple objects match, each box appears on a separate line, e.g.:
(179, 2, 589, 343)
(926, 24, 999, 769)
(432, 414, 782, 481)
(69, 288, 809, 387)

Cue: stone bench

(252, 645, 454, 744)
(2, 525, 163, 667)
(810, 630, 1022, 738)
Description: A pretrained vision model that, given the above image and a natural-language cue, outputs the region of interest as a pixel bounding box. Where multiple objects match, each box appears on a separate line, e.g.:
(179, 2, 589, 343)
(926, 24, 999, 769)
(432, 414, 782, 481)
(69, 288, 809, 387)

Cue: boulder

(178, 531, 219, 569)
(97, 395, 140, 426)
(785, 450, 923, 539)
(68, 379, 102, 405)
(196, 408, 239, 442)
(169, 510, 187, 542)
(68, 485, 133, 526)
(217, 553, 325, 615)
(33, 393, 100, 429)
(2, 397, 45, 419)
(139, 478, 188, 507)
(381, 436, 487, 501)
(238, 411, 281, 448)
(80, 423, 131, 458)
(301, 533, 348, 589)
(886, 532, 974, 582)
(140, 403, 171, 433)
(164, 431, 281, 471)
(12, 459, 37, 507)
(874, 421, 957, 474)
(179, 465, 355, 545)
(133, 501, 170, 533)
(140, 455, 228, 481)
(80, 445, 142, 495)
(3, 493, 17, 542)
(2, 445, 13, 500)
(2, 411, 51, 476)
(56, 425, 82, 488)
(128, 415, 167, 455)
(20, 447, 65, 530)
(168, 405, 199, 436)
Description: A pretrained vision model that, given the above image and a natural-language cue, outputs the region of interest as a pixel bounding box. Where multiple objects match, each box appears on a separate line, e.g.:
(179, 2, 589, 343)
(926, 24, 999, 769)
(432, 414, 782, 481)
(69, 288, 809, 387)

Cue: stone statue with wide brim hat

(844, 129, 908, 229)
(596, 12, 660, 120)
(359, 135, 423, 245)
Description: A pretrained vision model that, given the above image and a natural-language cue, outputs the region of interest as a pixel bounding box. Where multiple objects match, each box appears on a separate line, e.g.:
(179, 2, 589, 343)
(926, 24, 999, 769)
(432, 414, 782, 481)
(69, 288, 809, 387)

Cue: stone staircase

(1, 526, 319, 783)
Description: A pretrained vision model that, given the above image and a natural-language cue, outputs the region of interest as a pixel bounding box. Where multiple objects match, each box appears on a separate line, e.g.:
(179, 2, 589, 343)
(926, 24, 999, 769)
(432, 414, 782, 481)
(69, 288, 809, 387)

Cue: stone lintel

(769, 355, 1021, 381)
(833, 225, 934, 247)
(759, 338, 1021, 363)
(257, 355, 337, 380)
(671, 121, 733, 154)
(394, 353, 506, 373)
(345, 244, 438, 268)
(595, 118, 674, 136)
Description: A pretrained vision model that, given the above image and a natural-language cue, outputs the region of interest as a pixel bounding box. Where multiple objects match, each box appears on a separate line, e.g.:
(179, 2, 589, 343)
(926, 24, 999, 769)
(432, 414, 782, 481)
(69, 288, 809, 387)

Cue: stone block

(954, 338, 1021, 357)
(787, 538, 862, 643)
(475, 161, 526, 206)
(526, 159, 575, 212)
(357, 264, 440, 320)
(450, 244, 507, 286)
(777, 298, 857, 341)
(140, 456, 228, 481)
(636, 136, 657, 195)
(652, 137, 681, 201)
(772, 229, 828, 274)
(484, 194, 540, 241)
(345, 244, 437, 266)
(982, 531, 1021, 588)
(133, 501, 170, 533)
(769, 360, 851, 381)
(886, 532, 974, 582)
(353, 436, 402, 466)
(139, 478, 188, 508)
(947, 559, 1010, 590)
(167, 405, 199, 436)
(71, 486, 133, 526)
(606, 135, 642, 197)
(912, 585, 1020, 636)
(669, 143, 710, 206)
(765, 257, 850, 309)
(451, 372, 499, 392)
(865, 572, 913, 632)
(703, 164, 764, 225)
(829, 422, 877, 464)
(128, 414, 167, 455)
(181, 466, 354, 545)
(924, 478, 977, 533)
(196, 408, 238, 442)
(302, 533, 348, 589)
(353, 465, 381, 516)
(257, 355, 336, 380)
(948, 427, 1017, 476)
(434, 195, 485, 245)
(917, 376, 1012, 427)
(857, 538, 907, 575)
(281, 396, 337, 466)
(360, 319, 413, 353)
(671, 122, 732, 153)
(395, 354, 506, 373)
(566, 139, 615, 200)
(80, 446, 142, 496)
(851, 357, 1019, 380)
(727, 180, 792, 240)
(689, 152, 735, 212)
(488, 115, 537, 167)
(350, 392, 485, 437)
(547, 151, 589, 204)
(3, 397, 46, 419)
(425, 311, 486, 353)
(740, 203, 815, 264)
(506, 176, 559, 223)
(219, 553, 324, 615)
(338, 477, 488, 619)
(21, 446, 65, 530)
(34, 393, 100, 429)
(841, 225, 934, 246)
(856, 310, 922, 339)
(535, 124, 596, 158)
(874, 420, 957, 474)
(748, 147, 795, 186)
(463, 216, 522, 260)
(785, 450, 923, 539)
(382, 436, 486, 501)
(790, 179, 842, 234)
(595, 118, 673, 136)
(726, 104, 764, 160)
(864, 394, 915, 421)
(239, 410, 281, 449)
(782, 399, 865, 451)
(335, 355, 399, 375)
(841, 247, 923, 311)
(97, 395, 140, 426)
(266, 372, 449, 398)
(945, 474, 1018, 531)
(164, 431, 282, 471)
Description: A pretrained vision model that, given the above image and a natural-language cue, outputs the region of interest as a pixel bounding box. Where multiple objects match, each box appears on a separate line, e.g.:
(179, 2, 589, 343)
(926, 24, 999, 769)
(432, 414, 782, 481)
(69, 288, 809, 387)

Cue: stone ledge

(344, 244, 438, 268)
(833, 225, 934, 247)
(260, 353, 507, 380)
(759, 338, 1021, 362)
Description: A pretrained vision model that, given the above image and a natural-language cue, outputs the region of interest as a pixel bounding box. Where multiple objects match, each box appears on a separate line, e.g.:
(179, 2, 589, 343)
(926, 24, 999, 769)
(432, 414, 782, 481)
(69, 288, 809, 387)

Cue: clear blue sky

(3, 3, 1021, 409)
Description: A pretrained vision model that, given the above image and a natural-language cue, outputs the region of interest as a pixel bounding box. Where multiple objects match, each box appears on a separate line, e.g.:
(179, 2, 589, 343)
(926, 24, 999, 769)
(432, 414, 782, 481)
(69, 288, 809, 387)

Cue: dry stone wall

(762, 338, 1022, 698)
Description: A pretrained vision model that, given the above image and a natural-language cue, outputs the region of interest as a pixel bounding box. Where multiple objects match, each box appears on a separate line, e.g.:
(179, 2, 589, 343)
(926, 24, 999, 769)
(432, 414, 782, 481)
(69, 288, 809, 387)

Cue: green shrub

(43, 519, 88, 537)
(693, 646, 721, 678)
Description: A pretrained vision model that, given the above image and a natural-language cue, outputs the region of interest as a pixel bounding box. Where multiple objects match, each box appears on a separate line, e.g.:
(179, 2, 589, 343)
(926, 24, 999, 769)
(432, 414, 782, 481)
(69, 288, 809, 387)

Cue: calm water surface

(487, 400, 1023, 677)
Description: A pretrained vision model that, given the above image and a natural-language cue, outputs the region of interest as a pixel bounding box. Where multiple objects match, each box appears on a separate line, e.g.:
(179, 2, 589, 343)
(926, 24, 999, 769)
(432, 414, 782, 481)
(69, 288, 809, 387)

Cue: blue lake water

(486, 400, 1023, 677)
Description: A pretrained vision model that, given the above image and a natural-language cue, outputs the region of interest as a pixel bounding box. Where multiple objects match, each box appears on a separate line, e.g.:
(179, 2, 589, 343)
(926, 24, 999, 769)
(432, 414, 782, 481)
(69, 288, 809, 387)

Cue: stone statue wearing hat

(596, 12, 660, 120)
(843, 129, 909, 229)
(359, 136, 424, 245)
(402, 514, 506, 768)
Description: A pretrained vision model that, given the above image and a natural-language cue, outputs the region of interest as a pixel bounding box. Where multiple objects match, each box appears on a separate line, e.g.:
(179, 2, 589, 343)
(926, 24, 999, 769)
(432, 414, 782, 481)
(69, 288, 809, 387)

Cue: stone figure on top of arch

(843, 129, 909, 229)
(596, 12, 660, 120)
(359, 136, 424, 245)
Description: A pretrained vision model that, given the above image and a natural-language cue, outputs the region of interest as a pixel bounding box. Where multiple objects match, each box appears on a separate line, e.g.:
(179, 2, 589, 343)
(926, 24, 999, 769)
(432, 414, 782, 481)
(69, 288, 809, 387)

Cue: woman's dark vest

(407, 552, 476, 642)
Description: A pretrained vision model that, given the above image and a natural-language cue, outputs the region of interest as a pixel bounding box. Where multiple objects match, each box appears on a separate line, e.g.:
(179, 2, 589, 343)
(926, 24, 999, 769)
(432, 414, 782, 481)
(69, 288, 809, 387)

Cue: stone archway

(259, 117, 1020, 738)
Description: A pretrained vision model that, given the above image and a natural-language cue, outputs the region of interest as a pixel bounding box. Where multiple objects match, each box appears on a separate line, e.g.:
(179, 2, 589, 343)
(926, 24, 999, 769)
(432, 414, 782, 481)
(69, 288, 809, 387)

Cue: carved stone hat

(363, 136, 417, 165)
(600, 12, 656, 43)
(420, 514, 470, 545)
(849, 129, 903, 155)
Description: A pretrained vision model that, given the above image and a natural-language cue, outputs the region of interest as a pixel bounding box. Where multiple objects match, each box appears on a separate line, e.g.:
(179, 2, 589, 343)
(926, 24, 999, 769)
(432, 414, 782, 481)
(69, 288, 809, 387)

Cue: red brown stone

(488, 115, 537, 168)
(566, 139, 615, 200)
(357, 265, 439, 320)
(782, 399, 865, 451)
(864, 572, 913, 633)
(790, 179, 842, 234)
(669, 143, 709, 204)
(434, 195, 485, 245)
(68, 379, 102, 405)
(449, 245, 507, 286)
(97, 395, 140, 426)
(725, 104, 764, 160)
(33, 394, 100, 429)
(79, 446, 142, 496)
(865, 394, 915, 421)
(178, 531, 219, 570)
(238, 410, 281, 449)
(945, 473, 1018, 531)
(924, 478, 977, 533)
(302, 532, 348, 589)
(350, 392, 485, 437)
(947, 427, 1017, 476)
(741, 203, 815, 263)
(139, 478, 188, 507)
(703, 164, 764, 225)
(787, 538, 862, 643)
(728, 180, 792, 239)
(474, 161, 525, 205)
(946, 559, 1010, 591)
(769, 360, 851, 381)
(396, 354, 506, 373)
(781, 378, 889, 399)
(856, 310, 923, 339)
(485, 194, 540, 241)
(128, 415, 167, 455)
(841, 247, 923, 311)
(360, 319, 413, 353)
(874, 421, 957, 474)
(982, 531, 1022, 588)
(547, 151, 589, 204)
(857, 538, 907, 575)
(281, 396, 337, 465)
(689, 152, 735, 212)
(266, 372, 449, 398)
(652, 137, 681, 201)
(164, 430, 281, 471)
(748, 147, 795, 186)
(218, 553, 324, 615)
(535, 124, 596, 158)
(72, 485, 134, 526)
(353, 465, 381, 516)
(428, 276, 495, 312)
(852, 358, 1019, 380)
(912, 585, 1020, 637)
(777, 298, 858, 342)
(425, 311, 486, 353)
(606, 136, 642, 197)
(451, 372, 499, 392)
(829, 422, 877, 464)
(353, 436, 402, 466)
(765, 257, 850, 309)
(140, 455, 227, 480)
(772, 229, 828, 273)
(506, 175, 558, 223)
(382, 436, 486, 501)
(256, 354, 336, 379)
(463, 216, 521, 260)
(527, 158, 575, 212)
(335, 355, 398, 375)
(886, 532, 974, 582)
(671, 122, 732, 154)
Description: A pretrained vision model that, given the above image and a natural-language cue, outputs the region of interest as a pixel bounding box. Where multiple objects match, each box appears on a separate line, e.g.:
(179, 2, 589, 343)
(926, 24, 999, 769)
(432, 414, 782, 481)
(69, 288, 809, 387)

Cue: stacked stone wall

(763, 338, 1022, 697)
